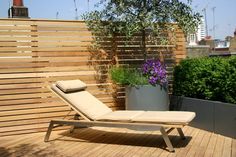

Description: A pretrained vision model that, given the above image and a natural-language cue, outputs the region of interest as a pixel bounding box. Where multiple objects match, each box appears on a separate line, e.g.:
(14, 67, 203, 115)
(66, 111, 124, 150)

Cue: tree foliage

(83, 0, 201, 59)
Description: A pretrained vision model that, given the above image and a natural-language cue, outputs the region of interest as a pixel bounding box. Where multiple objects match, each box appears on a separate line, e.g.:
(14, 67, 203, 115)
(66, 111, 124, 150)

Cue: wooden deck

(0, 126, 235, 157)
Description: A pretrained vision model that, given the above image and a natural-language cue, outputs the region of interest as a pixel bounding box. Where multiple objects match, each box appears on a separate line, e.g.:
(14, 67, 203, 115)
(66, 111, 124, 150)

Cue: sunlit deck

(0, 126, 235, 157)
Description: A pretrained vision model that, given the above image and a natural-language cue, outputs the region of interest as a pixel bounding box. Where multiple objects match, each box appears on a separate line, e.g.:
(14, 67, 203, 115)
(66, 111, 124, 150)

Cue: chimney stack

(8, 0, 29, 18)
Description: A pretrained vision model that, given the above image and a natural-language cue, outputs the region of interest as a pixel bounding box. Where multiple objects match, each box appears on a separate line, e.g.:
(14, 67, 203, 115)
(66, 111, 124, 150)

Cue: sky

(0, 0, 235, 40)
(183, 0, 236, 40)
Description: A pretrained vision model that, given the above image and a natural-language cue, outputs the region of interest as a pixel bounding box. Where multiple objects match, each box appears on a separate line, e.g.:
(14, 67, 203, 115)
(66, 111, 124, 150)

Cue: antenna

(8, 0, 11, 8)
(56, 12, 59, 19)
(73, 0, 79, 20)
(212, 7, 216, 39)
(88, 0, 90, 12)
(212, 6, 216, 53)
(201, 1, 209, 37)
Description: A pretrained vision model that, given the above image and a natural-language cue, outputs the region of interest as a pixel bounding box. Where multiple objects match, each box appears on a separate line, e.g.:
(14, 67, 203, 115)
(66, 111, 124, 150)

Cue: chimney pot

(9, 0, 29, 18)
(13, 0, 24, 6)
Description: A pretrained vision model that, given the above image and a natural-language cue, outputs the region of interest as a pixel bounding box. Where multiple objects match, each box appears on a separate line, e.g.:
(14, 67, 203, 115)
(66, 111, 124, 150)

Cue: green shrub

(110, 66, 148, 86)
(173, 56, 236, 104)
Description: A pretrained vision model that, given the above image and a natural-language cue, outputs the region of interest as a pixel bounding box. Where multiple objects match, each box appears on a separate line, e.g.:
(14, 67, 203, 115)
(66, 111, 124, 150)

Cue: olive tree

(83, 0, 201, 60)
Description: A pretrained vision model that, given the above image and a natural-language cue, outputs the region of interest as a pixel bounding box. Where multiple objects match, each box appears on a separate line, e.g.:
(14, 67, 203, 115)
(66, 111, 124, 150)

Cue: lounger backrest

(51, 81, 112, 121)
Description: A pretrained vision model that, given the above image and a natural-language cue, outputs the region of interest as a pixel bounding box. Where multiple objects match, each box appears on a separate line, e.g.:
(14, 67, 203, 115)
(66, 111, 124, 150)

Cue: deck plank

(59, 127, 114, 156)
(212, 134, 225, 157)
(94, 129, 137, 157)
(183, 127, 206, 157)
(97, 130, 148, 157)
(194, 130, 212, 157)
(84, 128, 132, 157)
(123, 131, 157, 157)
(48, 127, 97, 156)
(120, 130, 162, 157)
(133, 130, 172, 157)
(76, 128, 124, 157)
(232, 139, 236, 157)
(222, 137, 232, 157)
(167, 126, 198, 157)
(203, 133, 218, 157)
(0, 126, 234, 157)
(155, 127, 191, 157)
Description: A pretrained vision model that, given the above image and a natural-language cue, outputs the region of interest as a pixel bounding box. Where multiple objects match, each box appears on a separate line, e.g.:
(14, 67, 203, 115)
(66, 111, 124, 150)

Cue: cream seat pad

(131, 111, 196, 124)
(95, 111, 144, 122)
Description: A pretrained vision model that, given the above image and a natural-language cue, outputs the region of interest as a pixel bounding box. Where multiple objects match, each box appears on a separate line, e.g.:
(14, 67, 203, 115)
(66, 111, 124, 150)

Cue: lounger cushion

(52, 84, 112, 120)
(131, 111, 196, 124)
(95, 111, 144, 122)
(56, 80, 87, 93)
(52, 79, 196, 125)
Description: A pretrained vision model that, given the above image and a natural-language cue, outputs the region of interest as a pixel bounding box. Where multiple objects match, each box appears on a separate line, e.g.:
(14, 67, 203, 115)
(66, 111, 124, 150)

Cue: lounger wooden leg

(44, 121, 54, 142)
(177, 128, 186, 139)
(160, 127, 175, 152)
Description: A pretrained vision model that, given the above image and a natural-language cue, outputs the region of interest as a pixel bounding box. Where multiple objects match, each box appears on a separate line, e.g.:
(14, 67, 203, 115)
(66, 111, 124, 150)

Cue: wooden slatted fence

(0, 18, 186, 136)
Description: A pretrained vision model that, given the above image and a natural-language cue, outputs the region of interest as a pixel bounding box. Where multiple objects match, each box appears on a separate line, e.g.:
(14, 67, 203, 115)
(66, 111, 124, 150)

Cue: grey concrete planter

(125, 85, 169, 111)
(170, 96, 236, 138)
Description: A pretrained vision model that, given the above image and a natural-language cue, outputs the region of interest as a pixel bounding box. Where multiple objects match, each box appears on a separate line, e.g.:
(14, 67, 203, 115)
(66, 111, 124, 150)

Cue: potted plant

(110, 59, 169, 111)
(83, 1, 201, 110)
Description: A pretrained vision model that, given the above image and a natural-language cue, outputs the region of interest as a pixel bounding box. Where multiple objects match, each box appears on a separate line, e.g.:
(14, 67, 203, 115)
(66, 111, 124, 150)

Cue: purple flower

(142, 59, 168, 86)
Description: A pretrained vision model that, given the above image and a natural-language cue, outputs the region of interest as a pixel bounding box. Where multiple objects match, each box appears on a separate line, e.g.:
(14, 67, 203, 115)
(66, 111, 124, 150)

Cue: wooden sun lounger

(44, 80, 195, 152)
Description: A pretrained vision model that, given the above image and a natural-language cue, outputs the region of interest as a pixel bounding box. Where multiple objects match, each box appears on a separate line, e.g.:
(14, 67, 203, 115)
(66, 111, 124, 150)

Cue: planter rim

(125, 84, 157, 87)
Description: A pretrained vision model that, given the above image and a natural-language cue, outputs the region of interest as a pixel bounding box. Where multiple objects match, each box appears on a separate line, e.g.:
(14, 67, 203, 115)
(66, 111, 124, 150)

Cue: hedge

(173, 56, 236, 104)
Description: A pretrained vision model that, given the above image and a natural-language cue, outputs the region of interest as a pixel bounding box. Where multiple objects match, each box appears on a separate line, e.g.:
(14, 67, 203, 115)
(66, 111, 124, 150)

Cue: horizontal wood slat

(0, 18, 186, 136)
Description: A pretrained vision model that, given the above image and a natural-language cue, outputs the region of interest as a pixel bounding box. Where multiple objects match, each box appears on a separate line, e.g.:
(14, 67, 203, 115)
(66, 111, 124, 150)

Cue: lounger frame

(44, 87, 187, 152)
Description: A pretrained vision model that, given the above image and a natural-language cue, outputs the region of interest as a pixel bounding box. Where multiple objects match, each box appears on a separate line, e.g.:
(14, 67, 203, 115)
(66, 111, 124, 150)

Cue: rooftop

(0, 17, 235, 157)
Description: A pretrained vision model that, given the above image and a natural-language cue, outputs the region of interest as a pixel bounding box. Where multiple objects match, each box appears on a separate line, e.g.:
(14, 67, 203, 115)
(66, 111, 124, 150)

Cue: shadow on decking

(51, 127, 192, 150)
(0, 144, 66, 157)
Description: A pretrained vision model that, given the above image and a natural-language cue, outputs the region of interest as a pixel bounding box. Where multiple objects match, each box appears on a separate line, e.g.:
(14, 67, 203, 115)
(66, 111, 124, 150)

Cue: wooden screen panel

(0, 18, 186, 136)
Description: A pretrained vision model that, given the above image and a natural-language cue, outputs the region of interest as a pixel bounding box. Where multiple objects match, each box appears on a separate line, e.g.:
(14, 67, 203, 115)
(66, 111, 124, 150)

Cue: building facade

(187, 17, 206, 46)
